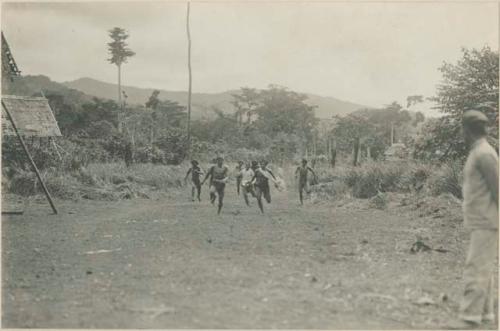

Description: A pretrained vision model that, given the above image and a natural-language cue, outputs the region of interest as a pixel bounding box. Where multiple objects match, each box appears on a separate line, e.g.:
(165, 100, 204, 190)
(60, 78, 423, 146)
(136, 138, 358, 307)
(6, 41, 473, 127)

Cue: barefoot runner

(235, 160, 244, 195)
(295, 159, 317, 205)
(202, 156, 229, 215)
(240, 162, 255, 206)
(184, 160, 204, 201)
(251, 160, 278, 213)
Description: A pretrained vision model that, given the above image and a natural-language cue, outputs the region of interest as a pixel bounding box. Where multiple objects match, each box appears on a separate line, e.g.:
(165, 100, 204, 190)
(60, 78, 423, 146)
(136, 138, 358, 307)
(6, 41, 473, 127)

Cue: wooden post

(331, 139, 337, 168)
(326, 138, 330, 160)
(390, 122, 394, 145)
(2, 100, 58, 214)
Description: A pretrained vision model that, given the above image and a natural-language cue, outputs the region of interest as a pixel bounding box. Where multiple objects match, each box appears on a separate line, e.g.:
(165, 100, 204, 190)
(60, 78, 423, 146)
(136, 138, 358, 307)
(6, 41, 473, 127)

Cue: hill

(63, 77, 368, 119)
(2, 75, 93, 105)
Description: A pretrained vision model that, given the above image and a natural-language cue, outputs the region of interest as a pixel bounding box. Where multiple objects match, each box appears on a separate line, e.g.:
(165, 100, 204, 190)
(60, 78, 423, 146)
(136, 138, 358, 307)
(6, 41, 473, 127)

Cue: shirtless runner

(202, 156, 229, 215)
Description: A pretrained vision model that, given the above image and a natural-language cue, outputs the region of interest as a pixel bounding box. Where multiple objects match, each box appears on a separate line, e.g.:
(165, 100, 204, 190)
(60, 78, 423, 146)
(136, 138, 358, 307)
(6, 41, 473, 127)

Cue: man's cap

(463, 110, 488, 126)
(216, 156, 224, 160)
(302, 158, 308, 163)
(191, 160, 198, 165)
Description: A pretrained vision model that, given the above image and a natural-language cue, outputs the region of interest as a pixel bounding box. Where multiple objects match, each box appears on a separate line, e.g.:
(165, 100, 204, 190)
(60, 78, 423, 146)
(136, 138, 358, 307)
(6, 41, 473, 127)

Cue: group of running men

(185, 157, 317, 214)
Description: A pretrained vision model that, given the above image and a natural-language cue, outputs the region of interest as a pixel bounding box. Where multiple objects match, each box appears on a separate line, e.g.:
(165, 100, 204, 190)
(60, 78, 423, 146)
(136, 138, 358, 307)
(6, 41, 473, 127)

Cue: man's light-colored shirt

(240, 168, 255, 185)
(463, 138, 499, 230)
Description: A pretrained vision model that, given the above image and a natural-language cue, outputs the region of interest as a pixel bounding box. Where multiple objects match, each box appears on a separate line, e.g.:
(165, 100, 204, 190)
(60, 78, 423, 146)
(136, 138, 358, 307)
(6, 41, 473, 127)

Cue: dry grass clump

(310, 179, 349, 201)
(424, 161, 463, 199)
(343, 163, 406, 198)
(6, 162, 188, 201)
(9, 169, 81, 200)
(369, 192, 388, 210)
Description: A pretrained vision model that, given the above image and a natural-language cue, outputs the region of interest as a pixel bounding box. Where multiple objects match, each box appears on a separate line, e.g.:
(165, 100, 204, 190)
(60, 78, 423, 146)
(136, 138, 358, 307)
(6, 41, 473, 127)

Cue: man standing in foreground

(202, 156, 229, 215)
(449, 110, 498, 329)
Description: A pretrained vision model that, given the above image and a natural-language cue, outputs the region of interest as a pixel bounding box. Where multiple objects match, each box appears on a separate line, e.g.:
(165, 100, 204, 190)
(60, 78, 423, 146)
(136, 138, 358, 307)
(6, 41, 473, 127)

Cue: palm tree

(107, 27, 135, 133)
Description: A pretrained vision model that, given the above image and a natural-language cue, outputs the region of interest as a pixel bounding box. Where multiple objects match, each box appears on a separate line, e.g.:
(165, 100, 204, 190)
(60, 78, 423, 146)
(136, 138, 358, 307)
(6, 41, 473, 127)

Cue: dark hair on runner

(302, 159, 308, 164)
(191, 160, 198, 165)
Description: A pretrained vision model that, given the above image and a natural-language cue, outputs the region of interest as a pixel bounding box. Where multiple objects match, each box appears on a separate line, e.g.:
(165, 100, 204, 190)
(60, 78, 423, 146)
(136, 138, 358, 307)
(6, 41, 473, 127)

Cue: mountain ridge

(62, 77, 369, 119)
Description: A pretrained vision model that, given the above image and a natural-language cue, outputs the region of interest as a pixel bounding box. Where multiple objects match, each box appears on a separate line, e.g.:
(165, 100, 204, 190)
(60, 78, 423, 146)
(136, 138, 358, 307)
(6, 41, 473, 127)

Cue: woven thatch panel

(2, 95, 62, 137)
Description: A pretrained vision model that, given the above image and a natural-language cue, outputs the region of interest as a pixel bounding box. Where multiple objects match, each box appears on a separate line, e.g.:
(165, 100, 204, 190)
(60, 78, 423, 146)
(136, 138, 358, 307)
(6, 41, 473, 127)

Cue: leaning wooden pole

(2, 100, 58, 214)
(186, 1, 192, 159)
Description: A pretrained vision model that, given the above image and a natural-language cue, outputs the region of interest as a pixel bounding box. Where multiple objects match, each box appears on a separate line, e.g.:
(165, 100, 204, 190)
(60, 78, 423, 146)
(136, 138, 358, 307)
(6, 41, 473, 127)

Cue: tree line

(3, 26, 497, 169)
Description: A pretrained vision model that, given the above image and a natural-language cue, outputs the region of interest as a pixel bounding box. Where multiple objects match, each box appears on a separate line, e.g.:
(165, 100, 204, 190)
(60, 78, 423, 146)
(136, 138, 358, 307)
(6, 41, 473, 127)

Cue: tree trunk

(131, 123, 136, 154)
(330, 138, 337, 168)
(117, 64, 123, 133)
(390, 122, 394, 145)
(353, 137, 360, 166)
(326, 138, 330, 160)
(313, 133, 317, 159)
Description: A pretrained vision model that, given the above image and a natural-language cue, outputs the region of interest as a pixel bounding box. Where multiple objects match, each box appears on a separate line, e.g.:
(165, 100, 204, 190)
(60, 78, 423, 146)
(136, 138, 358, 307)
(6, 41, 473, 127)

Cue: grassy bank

(4, 162, 188, 201)
(4, 159, 464, 219)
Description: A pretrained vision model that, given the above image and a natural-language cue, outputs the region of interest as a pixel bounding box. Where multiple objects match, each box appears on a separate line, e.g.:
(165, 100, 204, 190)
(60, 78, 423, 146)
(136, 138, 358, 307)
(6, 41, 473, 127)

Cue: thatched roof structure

(2, 95, 62, 137)
(2, 32, 21, 81)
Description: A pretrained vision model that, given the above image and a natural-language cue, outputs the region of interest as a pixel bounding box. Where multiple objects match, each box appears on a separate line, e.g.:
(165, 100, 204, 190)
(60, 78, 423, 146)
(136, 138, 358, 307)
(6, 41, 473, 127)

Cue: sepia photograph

(1, 0, 498, 329)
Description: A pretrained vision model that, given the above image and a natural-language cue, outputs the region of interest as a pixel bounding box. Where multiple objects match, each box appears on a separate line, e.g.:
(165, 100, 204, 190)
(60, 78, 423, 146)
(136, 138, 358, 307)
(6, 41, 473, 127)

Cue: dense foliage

(3, 46, 496, 177)
(414, 47, 499, 161)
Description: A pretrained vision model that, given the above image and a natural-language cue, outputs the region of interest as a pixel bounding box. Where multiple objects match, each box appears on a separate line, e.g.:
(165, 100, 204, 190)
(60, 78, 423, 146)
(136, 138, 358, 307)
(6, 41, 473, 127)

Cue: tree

(413, 111, 425, 127)
(107, 27, 135, 133)
(332, 113, 374, 165)
(145, 90, 160, 109)
(231, 87, 260, 127)
(406, 95, 424, 108)
(254, 85, 318, 153)
(415, 47, 499, 161)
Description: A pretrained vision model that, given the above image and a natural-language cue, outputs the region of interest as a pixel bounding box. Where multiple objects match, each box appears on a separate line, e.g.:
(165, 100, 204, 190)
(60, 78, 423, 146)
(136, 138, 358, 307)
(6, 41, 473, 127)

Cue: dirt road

(2, 185, 496, 329)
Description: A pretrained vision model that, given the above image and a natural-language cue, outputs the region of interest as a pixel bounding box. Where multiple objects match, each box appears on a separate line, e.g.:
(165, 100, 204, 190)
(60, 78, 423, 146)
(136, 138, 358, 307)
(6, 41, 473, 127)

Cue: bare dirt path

(2, 185, 495, 329)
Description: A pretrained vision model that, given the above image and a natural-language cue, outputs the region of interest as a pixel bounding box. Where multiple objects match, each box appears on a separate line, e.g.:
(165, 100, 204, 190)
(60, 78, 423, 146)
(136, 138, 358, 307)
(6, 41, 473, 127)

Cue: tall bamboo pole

(186, 1, 192, 158)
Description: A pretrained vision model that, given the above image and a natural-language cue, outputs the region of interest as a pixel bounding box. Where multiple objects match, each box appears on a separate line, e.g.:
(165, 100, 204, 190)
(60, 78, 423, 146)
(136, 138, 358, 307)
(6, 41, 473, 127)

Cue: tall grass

(312, 160, 463, 200)
(84, 163, 185, 191)
(6, 158, 464, 203)
(6, 162, 188, 201)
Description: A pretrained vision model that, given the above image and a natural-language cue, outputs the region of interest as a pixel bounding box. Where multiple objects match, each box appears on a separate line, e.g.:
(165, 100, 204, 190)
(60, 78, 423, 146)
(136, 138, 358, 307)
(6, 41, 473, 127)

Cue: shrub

(44, 173, 82, 200)
(426, 161, 463, 199)
(9, 170, 38, 196)
(154, 132, 187, 165)
(344, 163, 405, 199)
(311, 180, 349, 201)
(370, 192, 388, 209)
(398, 163, 433, 193)
(134, 146, 166, 164)
(9, 169, 81, 199)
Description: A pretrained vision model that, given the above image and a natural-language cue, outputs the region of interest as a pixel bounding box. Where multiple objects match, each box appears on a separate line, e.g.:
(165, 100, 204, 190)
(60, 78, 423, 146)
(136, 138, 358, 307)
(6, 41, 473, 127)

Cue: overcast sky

(2, 1, 498, 110)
